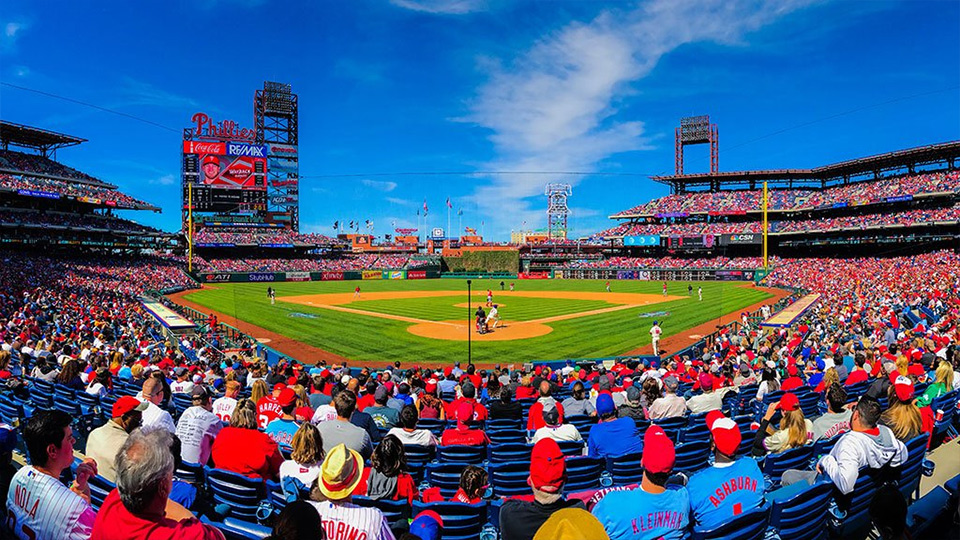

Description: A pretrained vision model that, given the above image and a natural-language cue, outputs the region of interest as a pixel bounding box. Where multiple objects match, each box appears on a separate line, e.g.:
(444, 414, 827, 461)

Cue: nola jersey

(6, 466, 96, 540)
(310, 500, 396, 540)
(592, 485, 689, 540)
(686, 458, 764, 530)
(212, 396, 238, 423)
(256, 397, 282, 429)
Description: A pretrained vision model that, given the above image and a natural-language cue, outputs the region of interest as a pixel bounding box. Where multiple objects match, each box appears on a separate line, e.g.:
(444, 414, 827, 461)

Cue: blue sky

(1, 0, 957, 239)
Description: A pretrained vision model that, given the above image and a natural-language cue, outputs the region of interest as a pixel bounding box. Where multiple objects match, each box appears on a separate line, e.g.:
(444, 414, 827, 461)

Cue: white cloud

(390, 0, 486, 14)
(464, 0, 821, 237)
(1, 21, 27, 52)
(151, 174, 176, 186)
(361, 178, 398, 192)
(386, 197, 414, 206)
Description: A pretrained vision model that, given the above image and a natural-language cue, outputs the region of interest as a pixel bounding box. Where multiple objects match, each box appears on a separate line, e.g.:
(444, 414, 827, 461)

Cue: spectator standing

(592, 426, 690, 540)
(90, 429, 224, 540)
(85, 396, 146, 481)
(309, 444, 396, 540)
(499, 438, 586, 540)
(175, 386, 222, 466)
(316, 390, 374, 460)
(211, 399, 283, 481)
(687, 411, 763, 530)
(6, 410, 97, 540)
(587, 394, 643, 459)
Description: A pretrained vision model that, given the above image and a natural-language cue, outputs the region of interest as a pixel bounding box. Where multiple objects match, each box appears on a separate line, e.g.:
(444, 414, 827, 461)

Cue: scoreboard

(187, 185, 266, 212)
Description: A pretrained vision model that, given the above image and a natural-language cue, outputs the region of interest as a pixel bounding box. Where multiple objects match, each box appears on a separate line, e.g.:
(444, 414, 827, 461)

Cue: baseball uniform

(592, 485, 690, 540)
(686, 458, 764, 530)
(6, 466, 96, 540)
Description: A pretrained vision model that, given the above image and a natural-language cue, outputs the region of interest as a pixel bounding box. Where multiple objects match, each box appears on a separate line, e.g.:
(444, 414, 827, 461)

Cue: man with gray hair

(647, 376, 687, 419)
(90, 429, 224, 540)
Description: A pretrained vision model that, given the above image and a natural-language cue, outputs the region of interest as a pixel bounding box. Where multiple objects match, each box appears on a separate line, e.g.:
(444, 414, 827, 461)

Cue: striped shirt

(6, 465, 96, 540)
(310, 500, 395, 540)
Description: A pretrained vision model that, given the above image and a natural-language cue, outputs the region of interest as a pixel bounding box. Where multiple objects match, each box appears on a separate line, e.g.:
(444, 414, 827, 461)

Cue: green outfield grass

(179, 279, 772, 365)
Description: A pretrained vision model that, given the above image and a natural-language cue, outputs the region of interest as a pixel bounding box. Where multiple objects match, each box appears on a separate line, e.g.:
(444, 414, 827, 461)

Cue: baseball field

(171, 279, 780, 366)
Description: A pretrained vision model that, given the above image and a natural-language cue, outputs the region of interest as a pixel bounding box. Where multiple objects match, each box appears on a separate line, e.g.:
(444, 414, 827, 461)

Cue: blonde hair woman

(815, 367, 839, 393)
(916, 362, 954, 408)
(755, 393, 813, 455)
(250, 379, 269, 405)
(279, 422, 325, 494)
(881, 377, 924, 441)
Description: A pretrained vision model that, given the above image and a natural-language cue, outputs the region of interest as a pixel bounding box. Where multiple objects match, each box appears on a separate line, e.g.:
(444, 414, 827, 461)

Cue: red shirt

(355, 469, 419, 505)
(444, 398, 488, 421)
(781, 377, 804, 391)
(440, 428, 489, 446)
(356, 394, 376, 412)
(211, 427, 283, 481)
(845, 370, 869, 386)
(91, 489, 225, 540)
(515, 386, 537, 400)
(256, 396, 282, 429)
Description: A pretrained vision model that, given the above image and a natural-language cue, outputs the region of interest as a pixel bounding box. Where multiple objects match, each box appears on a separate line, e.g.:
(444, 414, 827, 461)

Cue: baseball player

(486, 289, 493, 307)
(605, 281, 611, 293)
(354, 285, 361, 299)
(475, 306, 487, 334)
(662, 281, 668, 297)
(698, 286, 703, 301)
(488, 304, 502, 329)
(268, 286, 276, 305)
(650, 320, 663, 356)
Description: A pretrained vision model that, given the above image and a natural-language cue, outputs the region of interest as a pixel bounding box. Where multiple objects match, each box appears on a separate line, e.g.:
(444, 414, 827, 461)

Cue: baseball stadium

(0, 2, 959, 540)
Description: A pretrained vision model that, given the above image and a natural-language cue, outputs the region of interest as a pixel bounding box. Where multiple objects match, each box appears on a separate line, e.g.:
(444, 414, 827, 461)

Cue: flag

(446, 198, 452, 209)
(417, 209, 420, 216)
(457, 207, 463, 216)
(423, 200, 428, 215)
(333, 221, 338, 230)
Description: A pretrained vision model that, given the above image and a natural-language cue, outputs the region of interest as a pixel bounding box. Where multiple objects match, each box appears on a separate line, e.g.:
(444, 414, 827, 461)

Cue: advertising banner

(362, 270, 382, 280)
(76, 196, 102, 205)
(716, 270, 745, 281)
(226, 142, 268, 159)
(248, 273, 276, 282)
(195, 243, 236, 248)
(637, 270, 651, 281)
(617, 270, 638, 280)
(203, 273, 233, 283)
(885, 195, 913, 204)
(622, 235, 660, 247)
(286, 272, 311, 282)
(259, 243, 294, 248)
(320, 271, 344, 281)
(16, 189, 60, 199)
(719, 233, 763, 246)
(518, 272, 550, 279)
(407, 270, 427, 280)
(268, 143, 298, 156)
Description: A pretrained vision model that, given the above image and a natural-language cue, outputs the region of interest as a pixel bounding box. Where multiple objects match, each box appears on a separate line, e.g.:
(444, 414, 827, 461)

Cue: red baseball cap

(273, 383, 286, 392)
(455, 402, 474, 425)
(425, 379, 438, 394)
(787, 365, 798, 377)
(277, 388, 297, 408)
(893, 376, 915, 402)
(528, 438, 565, 493)
(907, 364, 925, 377)
(706, 412, 742, 456)
(698, 372, 713, 390)
(777, 393, 800, 412)
(287, 376, 298, 386)
(642, 425, 675, 474)
(113, 396, 148, 418)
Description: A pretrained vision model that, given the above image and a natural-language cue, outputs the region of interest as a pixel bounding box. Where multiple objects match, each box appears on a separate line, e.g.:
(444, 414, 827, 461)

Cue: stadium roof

(0, 121, 86, 151)
(653, 140, 960, 192)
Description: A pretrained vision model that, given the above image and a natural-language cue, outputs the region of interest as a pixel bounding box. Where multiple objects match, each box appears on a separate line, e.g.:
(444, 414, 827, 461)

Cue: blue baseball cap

(410, 510, 443, 540)
(309, 367, 323, 376)
(596, 393, 615, 416)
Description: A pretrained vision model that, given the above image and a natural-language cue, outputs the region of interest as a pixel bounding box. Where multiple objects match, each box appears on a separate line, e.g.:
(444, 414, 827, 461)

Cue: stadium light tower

(545, 183, 572, 240)
(675, 115, 718, 176)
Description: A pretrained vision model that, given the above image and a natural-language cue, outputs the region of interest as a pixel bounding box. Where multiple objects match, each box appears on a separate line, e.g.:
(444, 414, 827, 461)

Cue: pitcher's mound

(453, 302, 507, 309)
(407, 320, 552, 341)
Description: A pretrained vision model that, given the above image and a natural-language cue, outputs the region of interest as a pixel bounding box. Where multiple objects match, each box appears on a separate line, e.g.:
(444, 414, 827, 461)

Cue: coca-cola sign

(183, 141, 226, 155)
(191, 112, 255, 141)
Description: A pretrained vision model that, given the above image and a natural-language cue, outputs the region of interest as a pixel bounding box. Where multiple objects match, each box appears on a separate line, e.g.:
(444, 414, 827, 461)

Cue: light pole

(467, 279, 472, 367)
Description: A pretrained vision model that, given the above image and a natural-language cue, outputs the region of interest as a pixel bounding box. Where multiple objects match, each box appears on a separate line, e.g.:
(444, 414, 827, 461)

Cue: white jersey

(650, 325, 662, 341)
(170, 380, 195, 394)
(6, 466, 96, 540)
(212, 396, 238, 423)
(311, 404, 338, 424)
(310, 500, 396, 540)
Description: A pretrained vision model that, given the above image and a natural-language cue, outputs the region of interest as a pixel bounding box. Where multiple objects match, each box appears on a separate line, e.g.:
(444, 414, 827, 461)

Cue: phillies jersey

(6, 466, 96, 540)
(592, 485, 689, 540)
(686, 458, 764, 530)
(257, 396, 282, 429)
(310, 500, 395, 540)
(212, 396, 237, 423)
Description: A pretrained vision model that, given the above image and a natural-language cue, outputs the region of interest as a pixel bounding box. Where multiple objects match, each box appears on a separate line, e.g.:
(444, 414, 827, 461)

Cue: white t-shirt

(212, 396, 238, 423)
(532, 424, 583, 443)
(138, 397, 176, 434)
(279, 460, 322, 489)
(386, 427, 438, 447)
(170, 380, 195, 394)
(6, 466, 96, 540)
(176, 406, 223, 465)
(311, 404, 338, 424)
(310, 501, 396, 540)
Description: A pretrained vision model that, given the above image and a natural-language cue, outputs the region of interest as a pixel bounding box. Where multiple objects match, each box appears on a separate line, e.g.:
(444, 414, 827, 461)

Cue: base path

(622, 285, 792, 358)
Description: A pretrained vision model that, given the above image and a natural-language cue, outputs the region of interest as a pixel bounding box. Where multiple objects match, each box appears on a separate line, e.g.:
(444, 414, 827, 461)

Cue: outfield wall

(554, 268, 760, 281)
(193, 269, 441, 283)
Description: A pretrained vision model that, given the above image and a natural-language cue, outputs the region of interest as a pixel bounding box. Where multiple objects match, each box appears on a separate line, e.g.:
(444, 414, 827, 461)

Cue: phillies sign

(191, 112, 255, 141)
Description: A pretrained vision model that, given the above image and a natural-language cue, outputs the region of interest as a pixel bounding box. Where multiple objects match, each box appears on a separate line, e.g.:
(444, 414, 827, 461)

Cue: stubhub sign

(226, 142, 268, 158)
(623, 235, 660, 247)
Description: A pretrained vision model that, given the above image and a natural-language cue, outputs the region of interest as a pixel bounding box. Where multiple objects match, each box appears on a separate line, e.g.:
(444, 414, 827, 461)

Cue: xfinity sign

(226, 143, 268, 158)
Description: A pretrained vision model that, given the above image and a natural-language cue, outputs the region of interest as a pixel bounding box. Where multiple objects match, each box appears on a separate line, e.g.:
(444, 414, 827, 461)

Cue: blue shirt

(687, 458, 764, 530)
(593, 485, 690, 540)
(265, 418, 300, 447)
(587, 418, 643, 459)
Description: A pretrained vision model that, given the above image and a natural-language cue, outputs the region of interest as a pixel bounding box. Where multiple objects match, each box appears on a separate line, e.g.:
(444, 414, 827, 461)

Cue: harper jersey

(686, 458, 764, 530)
(211, 396, 237, 423)
(256, 396, 282, 429)
(310, 500, 396, 540)
(592, 485, 689, 540)
(6, 465, 96, 540)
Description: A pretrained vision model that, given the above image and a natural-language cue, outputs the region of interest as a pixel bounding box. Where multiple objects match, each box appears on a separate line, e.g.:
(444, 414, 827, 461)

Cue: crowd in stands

(0, 150, 106, 184)
(193, 254, 424, 272)
(561, 256, 767, 269)
(193, 228, 336, 246)
(0, 209, 163, 234)
(613, 170, 960, 217)
(0, 174, 152, 209)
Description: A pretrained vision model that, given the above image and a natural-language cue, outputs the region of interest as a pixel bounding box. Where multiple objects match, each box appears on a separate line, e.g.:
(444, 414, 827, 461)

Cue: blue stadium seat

(556, 440, 585, 457)
(425, 462, 470, 498)
(907, 486, 951, 539)
(88, 474, 115, 511)
(265, 479, 287, 512)
(488, 460, 531, 497)
(563, 456, 602, 493)
(606, 451, 643, 486)
(674, 440, 711, 474)
(897, 433, 930, 502)
(680, 423, 711, 444)
(767, 480, 833, 540)
(797, 393, 821, 419)
(171, 393, 193, 419)
(931, 390, 958, 441)
(98, 394, 119, 425)
(203, 466, 266, 524)
(353, 496, 411, 527)
(565, 415, 597, 441)
(652, 417, 686, 443)
(437, 444, 486, 465)
(487, 442, 532, 463)
(176, 460, 204, 485)
(486, 418, 522, 432)
(487, 428, 527, 445)
(762, 446, 814, 488)
(0, 395, 24, 428)
(417, 418, 445, 437)
(402, 444, 436, 483)
(411, 501, 486, 540)
(811, 434, 841, 460)
(691, 503, 769, 540)
(828, 467, 881, 538)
